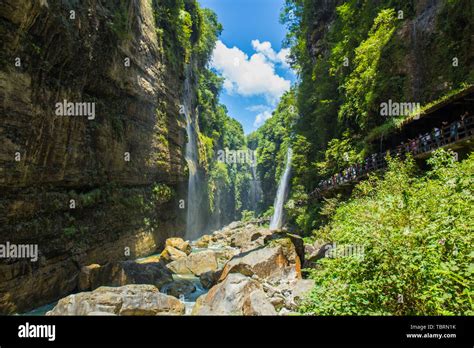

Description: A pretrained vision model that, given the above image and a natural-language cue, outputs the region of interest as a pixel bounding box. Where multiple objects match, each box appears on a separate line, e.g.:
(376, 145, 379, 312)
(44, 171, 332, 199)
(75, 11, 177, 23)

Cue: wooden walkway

(309, 116, 474, 199)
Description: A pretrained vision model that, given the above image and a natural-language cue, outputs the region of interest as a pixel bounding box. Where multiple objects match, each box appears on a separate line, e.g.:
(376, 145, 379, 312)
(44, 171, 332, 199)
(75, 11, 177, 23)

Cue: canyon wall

(0, 0, 190, 313)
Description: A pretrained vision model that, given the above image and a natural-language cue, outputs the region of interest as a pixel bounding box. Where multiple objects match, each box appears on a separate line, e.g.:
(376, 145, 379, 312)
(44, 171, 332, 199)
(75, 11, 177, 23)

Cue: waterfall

(269, 147, 293, 230)
(183, 67, 203, 241)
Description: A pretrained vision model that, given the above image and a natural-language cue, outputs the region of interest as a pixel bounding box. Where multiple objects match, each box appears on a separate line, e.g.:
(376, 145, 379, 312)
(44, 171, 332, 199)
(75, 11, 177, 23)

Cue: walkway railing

(311, 115, 474, 198)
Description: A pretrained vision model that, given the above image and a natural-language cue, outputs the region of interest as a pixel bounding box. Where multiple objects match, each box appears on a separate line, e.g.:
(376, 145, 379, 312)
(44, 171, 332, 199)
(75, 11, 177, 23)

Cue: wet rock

(165, 238, 192, 255)
(191, 273, 276, 315)
(199, 269, 223, 289)
(269, 296, 285, 310)
(0, 0, 189, 315)
(163, 279, 196, 298)
(47, 285, 185, 316)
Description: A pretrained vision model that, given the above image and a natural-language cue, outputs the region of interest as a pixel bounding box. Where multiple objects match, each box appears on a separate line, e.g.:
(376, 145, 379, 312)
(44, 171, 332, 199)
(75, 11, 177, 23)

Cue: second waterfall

(269, 147, 293, 230)
(183, 68, 205, 241)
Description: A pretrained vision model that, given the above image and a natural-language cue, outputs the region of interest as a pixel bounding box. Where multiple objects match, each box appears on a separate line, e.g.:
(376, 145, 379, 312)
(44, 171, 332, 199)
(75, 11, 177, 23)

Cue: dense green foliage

(278, 0, 473, 179)
(300, 150, 473, 315)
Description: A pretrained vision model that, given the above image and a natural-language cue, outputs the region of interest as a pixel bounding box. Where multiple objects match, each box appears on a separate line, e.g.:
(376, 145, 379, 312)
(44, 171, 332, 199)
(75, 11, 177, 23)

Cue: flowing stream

(269, 147, 293, 230)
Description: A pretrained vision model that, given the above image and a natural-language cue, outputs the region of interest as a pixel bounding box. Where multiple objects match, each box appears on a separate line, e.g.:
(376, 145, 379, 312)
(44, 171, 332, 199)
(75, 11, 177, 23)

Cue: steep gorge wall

(0, 0, 189, 313)
(304, 0, 473, 125)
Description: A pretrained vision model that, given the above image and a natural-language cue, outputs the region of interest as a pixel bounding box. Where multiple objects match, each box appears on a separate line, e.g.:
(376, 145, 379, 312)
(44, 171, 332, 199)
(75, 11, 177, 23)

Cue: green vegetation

(109, 0, 132, 41)
(300, 150, 473, 315)
(152, 183, 174, 204)
(197, 68, 258, 221)
(251, 90, 299, 208)
(277, 0, 473, 180)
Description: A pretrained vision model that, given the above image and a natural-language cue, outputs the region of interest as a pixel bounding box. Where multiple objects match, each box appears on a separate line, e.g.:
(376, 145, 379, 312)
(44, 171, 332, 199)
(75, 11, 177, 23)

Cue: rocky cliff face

(305, 0, 473, 104)
(0, 0, 190, 313)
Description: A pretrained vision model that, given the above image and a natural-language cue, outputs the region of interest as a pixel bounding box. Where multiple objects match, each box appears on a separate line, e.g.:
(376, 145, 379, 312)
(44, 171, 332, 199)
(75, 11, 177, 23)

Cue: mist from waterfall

(269, 147, 293, 230)
(249, 162, 263, 212)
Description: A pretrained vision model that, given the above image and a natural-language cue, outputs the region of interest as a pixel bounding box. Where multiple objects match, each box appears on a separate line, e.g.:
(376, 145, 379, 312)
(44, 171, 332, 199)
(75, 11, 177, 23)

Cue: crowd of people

(316, 113, 473, 193)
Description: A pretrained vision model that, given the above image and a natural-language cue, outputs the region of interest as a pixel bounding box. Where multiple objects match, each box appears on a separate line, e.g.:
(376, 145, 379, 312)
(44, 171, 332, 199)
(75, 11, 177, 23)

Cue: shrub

(300, 150, 473, 315)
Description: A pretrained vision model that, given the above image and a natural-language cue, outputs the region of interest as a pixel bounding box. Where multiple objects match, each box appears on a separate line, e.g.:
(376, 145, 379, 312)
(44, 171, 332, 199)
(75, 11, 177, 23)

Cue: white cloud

(211, 40, 291, 104)
(254, 110, 273, 128)
(251, 40, 290, 68)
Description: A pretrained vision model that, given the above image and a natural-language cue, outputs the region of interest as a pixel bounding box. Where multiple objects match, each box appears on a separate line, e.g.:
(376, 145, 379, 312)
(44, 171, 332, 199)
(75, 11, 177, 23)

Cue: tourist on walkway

(450, 121, 460, 142)
(433, 127, 441, 148)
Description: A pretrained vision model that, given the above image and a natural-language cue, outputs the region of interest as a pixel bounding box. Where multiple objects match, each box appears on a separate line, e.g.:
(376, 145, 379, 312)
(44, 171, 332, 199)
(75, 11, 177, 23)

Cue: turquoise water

(160, 274, 208, 315)
(20, 302, 56, 316)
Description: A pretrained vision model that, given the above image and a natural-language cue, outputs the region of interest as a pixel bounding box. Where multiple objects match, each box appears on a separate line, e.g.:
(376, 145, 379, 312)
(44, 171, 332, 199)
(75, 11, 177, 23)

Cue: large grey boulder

(191, 273, 276, 315)
(219, 243, 301, 283)
(47, 285, 185, 316)
(166, 250, 219, 276)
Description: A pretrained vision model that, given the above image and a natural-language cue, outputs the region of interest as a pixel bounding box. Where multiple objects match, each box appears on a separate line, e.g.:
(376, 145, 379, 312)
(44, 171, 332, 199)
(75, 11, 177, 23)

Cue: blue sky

(200, 0, 295, 134)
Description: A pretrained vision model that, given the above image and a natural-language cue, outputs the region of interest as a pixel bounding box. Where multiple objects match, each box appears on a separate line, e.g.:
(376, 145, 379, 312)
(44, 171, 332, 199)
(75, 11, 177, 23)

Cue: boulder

(78, 264, 101, 291)
(80, 261, 173, 291)
(193, 234, 211, 248)
(165, 238, 192, 255)
(229, 227, 273, 251)
(213, 248, 240, 267)
(219, 245, 299, 283)
(191, 273, 276, 315)
(185, 250, 218, 276)
(199, 269, 223, 289)
(160, 246, 187, 264)
(264, 232, 305, 265)
(166, 258, 193, 275)
(47, 285, 185, 316)
(265, 237, 302, 278)
(304, 242, 332, 267)
(290, 279, 314, 304)
(166, 250, 219, 276)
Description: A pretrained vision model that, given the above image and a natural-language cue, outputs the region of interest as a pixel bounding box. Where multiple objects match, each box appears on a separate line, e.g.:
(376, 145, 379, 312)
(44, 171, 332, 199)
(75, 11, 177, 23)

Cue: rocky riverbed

(46, 221, 315, 316)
